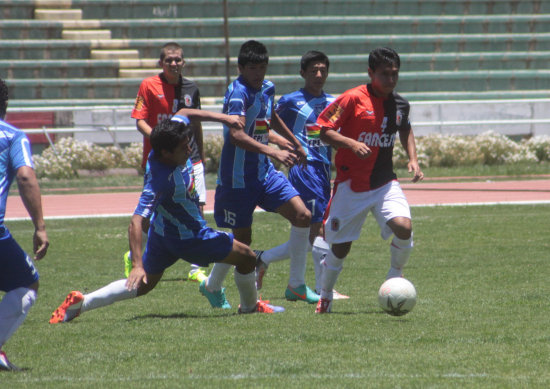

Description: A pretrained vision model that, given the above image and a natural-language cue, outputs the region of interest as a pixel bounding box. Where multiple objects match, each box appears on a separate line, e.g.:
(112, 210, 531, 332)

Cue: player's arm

(174, 108, 243, 130)
(227, 115, 298, 168)
(16, 166, 49, 260)
(136, 119, 153, 138)
(320, 126, 372, 159)
(399, 127, 424, 183)
(268, 131, 294, 151)
(269, 112, 307, 165)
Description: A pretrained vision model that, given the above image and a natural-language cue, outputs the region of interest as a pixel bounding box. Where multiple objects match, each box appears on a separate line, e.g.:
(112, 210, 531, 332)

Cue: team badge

(396, 110, 402, 126)
(134, 95, 145, 111)
(184, 94, 193, 107)
(331, 218, 340, 232)
(324, 103, 344, 123)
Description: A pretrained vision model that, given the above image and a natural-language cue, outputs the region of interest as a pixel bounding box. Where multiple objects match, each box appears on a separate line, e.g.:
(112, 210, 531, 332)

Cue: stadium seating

(1, 0, 549, 107)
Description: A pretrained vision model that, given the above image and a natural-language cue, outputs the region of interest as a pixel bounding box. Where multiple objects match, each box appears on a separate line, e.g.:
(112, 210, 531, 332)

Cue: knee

(292, 208, 311, 228)
(389, 217, 412, 240)
(236, 251, 256, 274)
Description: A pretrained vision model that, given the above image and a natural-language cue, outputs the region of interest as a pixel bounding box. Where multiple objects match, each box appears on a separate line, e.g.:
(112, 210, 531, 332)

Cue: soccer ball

(378, 277, 417, 316)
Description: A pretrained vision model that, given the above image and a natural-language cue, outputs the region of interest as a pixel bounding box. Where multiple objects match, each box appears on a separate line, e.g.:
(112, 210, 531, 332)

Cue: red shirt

(131, 74, 178, 169)
(317, 84, 411, 192)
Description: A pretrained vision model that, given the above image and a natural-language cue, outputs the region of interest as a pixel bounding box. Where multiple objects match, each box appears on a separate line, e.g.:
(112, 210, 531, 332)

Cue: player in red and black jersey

(314, 47, 424, 313)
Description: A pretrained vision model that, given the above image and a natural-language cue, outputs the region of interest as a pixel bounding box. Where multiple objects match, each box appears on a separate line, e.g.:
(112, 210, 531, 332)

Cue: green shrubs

(32, 132, 550, 179)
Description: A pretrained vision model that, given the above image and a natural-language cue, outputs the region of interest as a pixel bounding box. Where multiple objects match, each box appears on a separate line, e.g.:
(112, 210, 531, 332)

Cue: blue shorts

(214, 168, 299, 229)
(143, 227, 234, 274)
(0, 234, 39, 292)
(289, 162, 331, 223)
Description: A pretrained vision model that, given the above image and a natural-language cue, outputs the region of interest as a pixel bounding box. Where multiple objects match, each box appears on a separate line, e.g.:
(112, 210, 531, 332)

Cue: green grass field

(2, 204, 550, 388)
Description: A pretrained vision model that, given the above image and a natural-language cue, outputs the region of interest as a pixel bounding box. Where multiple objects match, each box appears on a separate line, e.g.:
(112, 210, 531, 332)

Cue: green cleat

(285, 284, 320, 304)
(199, 280, 231, 309)
(123, 251, 132, 278)
(188, 267, 208, 283)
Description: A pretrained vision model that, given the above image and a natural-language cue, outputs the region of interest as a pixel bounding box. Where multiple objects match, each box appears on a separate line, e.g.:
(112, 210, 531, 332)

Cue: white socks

(233, 269, 257, 313)
(206, 263, 232, 291)
(81, 279, 137, 313)
(319, 249, 344, 301)
(312, 236, 330, 293)
(287, 225, 309, 288)
(0, 287, 36, 348)
(387, 235, 413, 279)
(261, 241, 290, 264)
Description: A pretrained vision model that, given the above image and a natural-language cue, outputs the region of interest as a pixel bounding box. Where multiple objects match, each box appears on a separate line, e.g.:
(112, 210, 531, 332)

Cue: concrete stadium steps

(4, 33, 550, 61)
(3, 15, 550, 41)
(6, 69, 550, 100)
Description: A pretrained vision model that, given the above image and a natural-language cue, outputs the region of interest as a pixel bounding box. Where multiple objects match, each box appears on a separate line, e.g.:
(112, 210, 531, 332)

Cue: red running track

(5, 179, 550, 220)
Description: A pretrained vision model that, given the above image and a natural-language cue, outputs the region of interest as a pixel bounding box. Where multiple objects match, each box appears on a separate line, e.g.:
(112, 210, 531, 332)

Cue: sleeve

(9, 131, 34, 170)
(133, 167, 159, 218)
(131, 79, 151, 120)
(317, 92, 352, 131)
(395, 95, 412, 133)
(225, 86, 247, 116)
(193, 87, 201, 110)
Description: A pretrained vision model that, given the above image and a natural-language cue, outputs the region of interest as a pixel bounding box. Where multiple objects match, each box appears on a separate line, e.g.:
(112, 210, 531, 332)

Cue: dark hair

(368, 47, 401, 72)
(300, 50, 330, 72)
(238, 40, 269, 67)
(150, 118, 192, 155)
(160, 42, 184, 62)
(0, 78, 8, 120)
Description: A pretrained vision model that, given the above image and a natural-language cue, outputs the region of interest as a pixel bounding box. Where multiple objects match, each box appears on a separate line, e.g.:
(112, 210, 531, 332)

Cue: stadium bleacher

(0, 0, 548, 120)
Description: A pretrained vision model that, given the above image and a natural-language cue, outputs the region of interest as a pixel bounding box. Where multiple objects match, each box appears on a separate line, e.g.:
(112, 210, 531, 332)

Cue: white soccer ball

(378, 277, 417, 316)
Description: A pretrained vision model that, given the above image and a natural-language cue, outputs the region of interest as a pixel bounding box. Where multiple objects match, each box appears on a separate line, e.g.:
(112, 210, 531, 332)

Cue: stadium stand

(0, 0, 548, 136)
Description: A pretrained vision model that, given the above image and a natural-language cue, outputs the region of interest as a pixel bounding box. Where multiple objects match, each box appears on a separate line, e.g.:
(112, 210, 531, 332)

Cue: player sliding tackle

(50, 110, 284, 324)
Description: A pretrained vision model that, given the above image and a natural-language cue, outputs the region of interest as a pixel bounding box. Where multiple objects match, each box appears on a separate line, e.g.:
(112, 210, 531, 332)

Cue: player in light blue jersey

(50, 112, 284, 324)
(206, 40, 320, 305)
(0, 79, 49, 371)
(254, 51, 348, 300)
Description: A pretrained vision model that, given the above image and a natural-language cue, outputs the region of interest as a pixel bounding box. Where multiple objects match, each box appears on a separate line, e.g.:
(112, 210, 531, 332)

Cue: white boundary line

(5, 200, 550, 221)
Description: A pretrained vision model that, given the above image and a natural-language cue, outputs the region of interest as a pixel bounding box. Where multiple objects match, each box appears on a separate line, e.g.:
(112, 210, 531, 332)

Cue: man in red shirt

(314, 47, 424, 313)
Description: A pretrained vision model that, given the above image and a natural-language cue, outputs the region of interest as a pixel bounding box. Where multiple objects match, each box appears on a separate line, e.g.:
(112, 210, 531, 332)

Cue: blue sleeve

(226, 85, 247, 116)
(133, 169, 158, 218)
(9, 131, 34, 171)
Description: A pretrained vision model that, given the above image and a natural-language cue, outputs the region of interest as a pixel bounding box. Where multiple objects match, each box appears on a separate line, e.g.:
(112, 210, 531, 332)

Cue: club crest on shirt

(184, 94, 193, 107)
(134, 95, 145, 111)
(324, 103, 344, 123)
(396, 110, 403, 126)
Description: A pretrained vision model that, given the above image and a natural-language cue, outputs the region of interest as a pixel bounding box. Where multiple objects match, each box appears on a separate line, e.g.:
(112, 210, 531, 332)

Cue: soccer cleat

(0, 351, 21, 371)
(315, 297, 333, 314)
(199, 280, 231, 309)
(316, 288, 350, 300)
(123, 251, 132, 278)
(49, 291, 84, 324)
(254, 251, 268, 290)
(238, 299, 285, 314)
(188, 267, 208, 283)
(285, 284, 320, 304)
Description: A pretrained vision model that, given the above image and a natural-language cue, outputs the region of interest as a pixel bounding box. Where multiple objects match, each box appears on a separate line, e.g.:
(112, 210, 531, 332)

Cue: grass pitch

(2, 204, 550, 388)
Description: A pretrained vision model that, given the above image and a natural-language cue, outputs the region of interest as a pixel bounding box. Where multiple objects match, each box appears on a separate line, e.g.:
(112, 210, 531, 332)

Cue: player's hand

(408, 160, 424, 183)
(351, 141, 372, 159)
(33, 229, 49, 260)
(126, 266, 147, 291)
(225, 116, 244, 131)
(293, 145, 308, 167)
(273, 149, 298, 167)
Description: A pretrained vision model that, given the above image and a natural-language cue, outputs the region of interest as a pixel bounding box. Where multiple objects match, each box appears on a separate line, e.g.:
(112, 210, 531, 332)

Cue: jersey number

(224, 210, 237, 226)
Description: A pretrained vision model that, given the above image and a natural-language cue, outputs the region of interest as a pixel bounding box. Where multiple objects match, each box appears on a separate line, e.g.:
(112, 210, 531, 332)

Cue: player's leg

(373, 181, 413, 279)
(316, 181, 372, 313)
(0, 238, 39, 371)
(218, 239, 284, 313)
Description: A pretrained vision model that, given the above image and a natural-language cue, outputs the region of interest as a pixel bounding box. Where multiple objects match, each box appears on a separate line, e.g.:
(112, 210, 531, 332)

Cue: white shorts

(193, 161, 207, 205)
(324, 180, 411, 244)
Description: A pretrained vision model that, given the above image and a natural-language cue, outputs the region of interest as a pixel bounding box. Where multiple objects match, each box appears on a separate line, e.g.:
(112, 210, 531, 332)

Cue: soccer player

(49, 112, 284, 324)
(0, 78, 49, 370)
(253, 50, 348, 299)
(202, 40, 318, 307)
(129, 41, 208, 283)
(314, 47, 424, 313)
